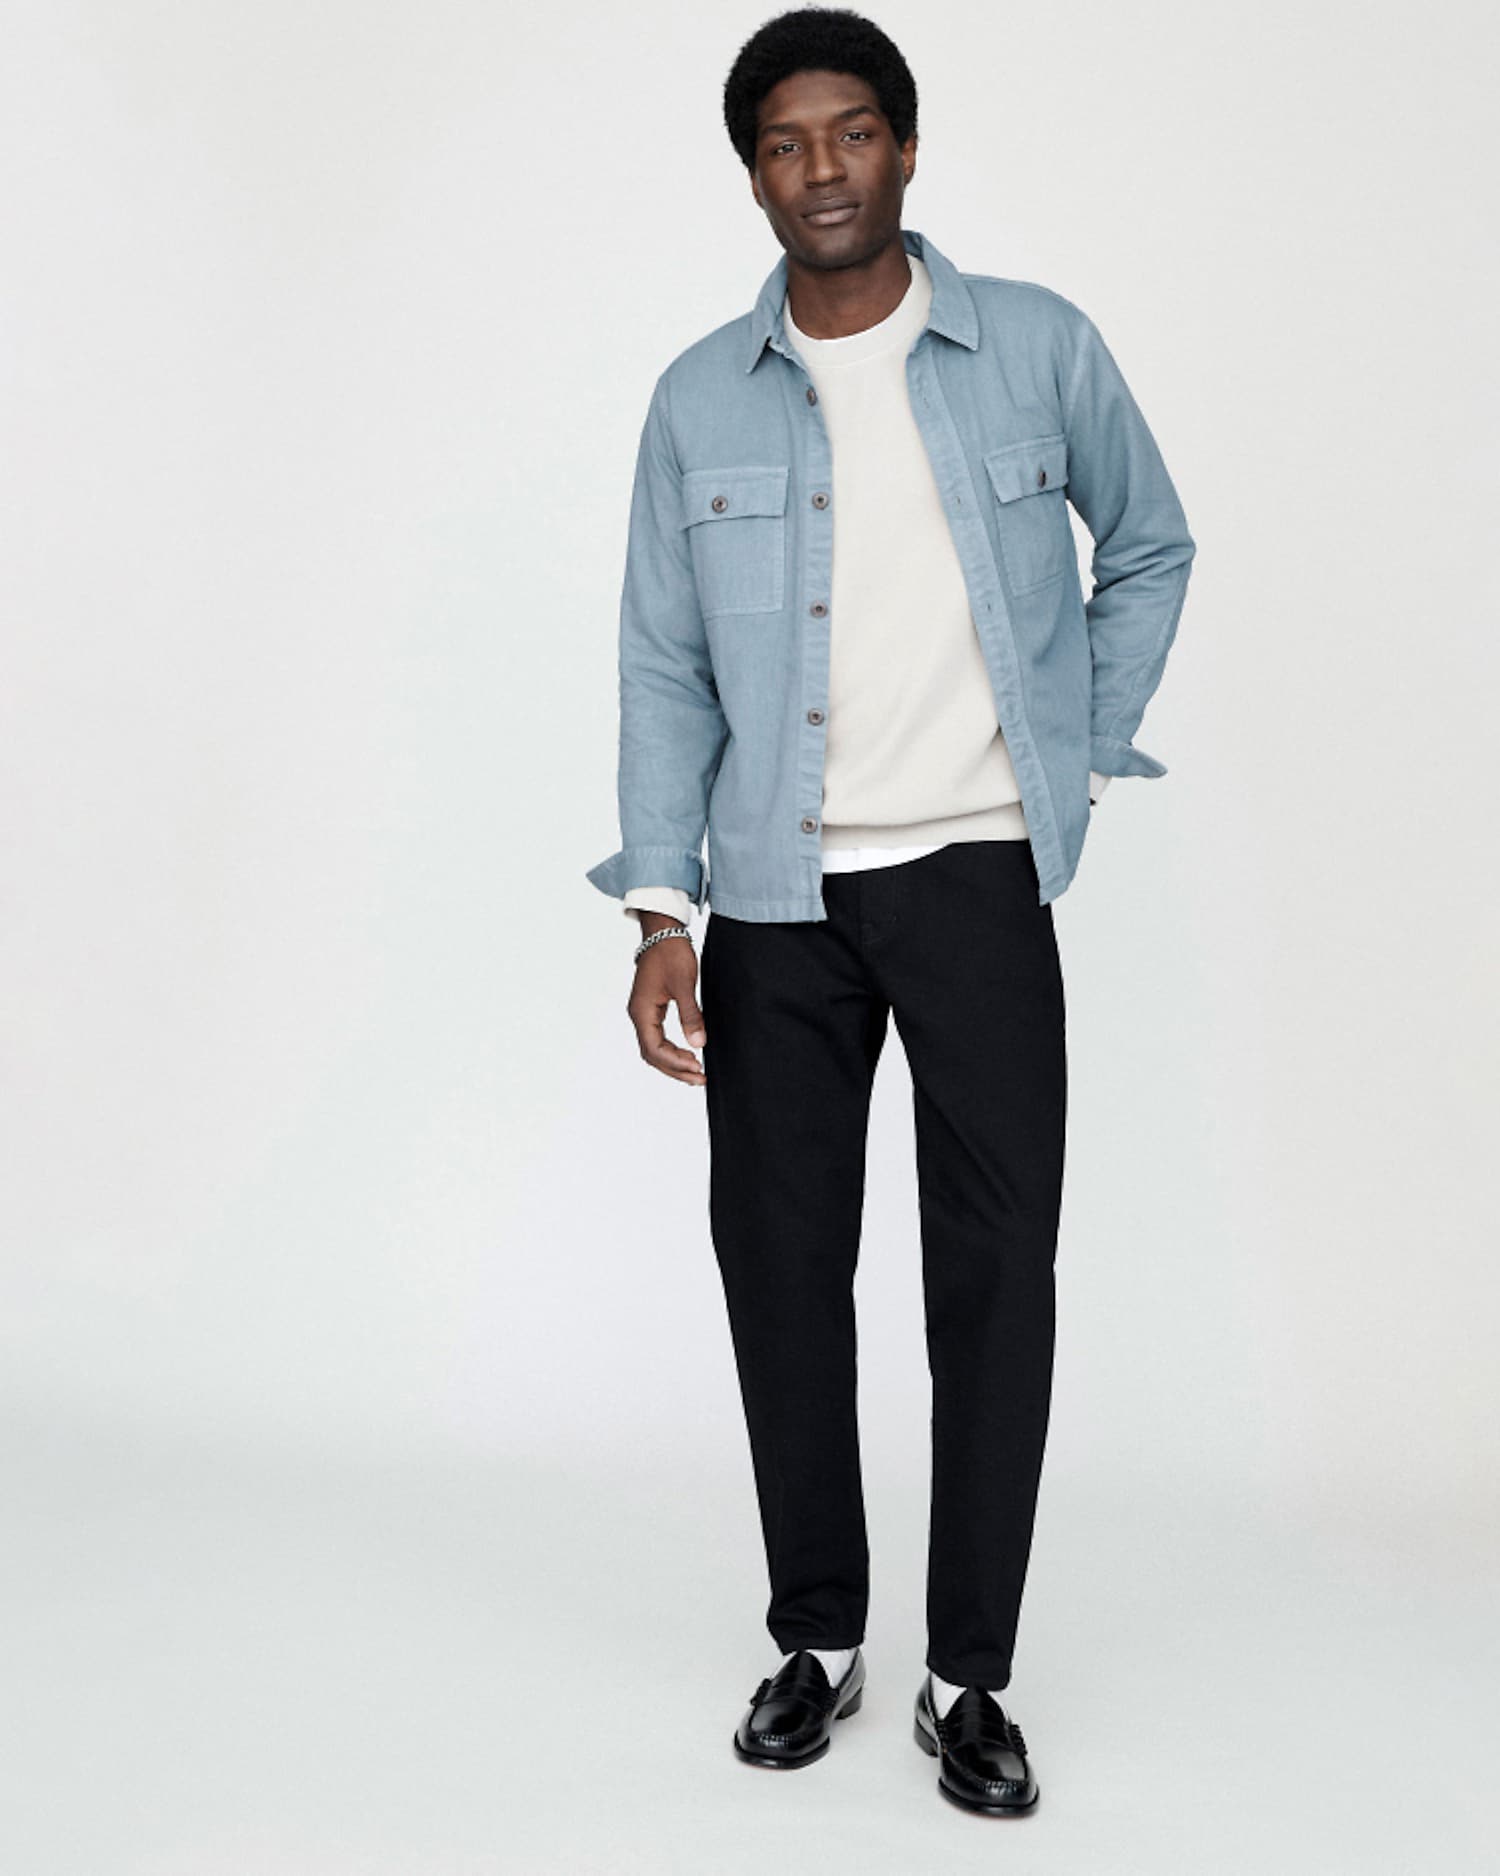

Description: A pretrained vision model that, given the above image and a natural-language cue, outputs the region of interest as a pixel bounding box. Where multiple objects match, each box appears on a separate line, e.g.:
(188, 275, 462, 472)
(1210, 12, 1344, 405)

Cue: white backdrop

(3, 2, 1496, 1871)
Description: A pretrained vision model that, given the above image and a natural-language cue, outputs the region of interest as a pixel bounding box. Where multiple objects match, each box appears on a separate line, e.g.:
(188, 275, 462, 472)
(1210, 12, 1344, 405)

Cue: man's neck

(783, 233, 913, 340)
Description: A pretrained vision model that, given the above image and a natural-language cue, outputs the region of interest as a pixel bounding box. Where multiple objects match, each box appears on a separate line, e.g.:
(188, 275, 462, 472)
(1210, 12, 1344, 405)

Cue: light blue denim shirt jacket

(586, 226, 1195, 921)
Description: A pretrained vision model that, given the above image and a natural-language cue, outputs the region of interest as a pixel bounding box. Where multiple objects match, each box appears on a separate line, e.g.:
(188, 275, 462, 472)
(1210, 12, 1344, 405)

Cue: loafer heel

(837, 1687, 863, 1719)
(913, 1716, 939, 1756)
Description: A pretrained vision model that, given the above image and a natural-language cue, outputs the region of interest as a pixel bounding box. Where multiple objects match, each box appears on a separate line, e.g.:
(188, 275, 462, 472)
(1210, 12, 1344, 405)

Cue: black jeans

(699, 838, 1067, 1690)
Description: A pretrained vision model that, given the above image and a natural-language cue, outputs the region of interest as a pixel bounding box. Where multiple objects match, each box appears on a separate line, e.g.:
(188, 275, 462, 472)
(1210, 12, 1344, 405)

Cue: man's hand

(628, 913, 707, 1086)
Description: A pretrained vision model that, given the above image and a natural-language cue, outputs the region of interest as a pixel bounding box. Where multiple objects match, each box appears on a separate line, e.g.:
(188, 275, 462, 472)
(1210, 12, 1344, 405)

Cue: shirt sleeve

(1062, 312, 1196, 782)
(586, 372, 730, 912)
(623, 887, 696, 933)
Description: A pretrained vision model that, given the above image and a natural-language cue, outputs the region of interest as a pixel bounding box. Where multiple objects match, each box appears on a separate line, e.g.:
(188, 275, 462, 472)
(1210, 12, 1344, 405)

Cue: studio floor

(5, 1412, 1492, 1875)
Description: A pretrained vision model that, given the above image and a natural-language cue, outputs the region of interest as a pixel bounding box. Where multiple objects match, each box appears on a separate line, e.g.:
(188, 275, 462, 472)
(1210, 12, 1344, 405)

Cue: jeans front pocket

(680, 465, 788, 619)
(983, 435, 1072, 596)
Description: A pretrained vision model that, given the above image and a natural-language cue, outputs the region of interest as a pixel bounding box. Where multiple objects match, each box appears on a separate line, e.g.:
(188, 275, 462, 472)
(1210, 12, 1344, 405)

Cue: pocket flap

(680, 465, 790, 528)
(983, 434, 1069, 504)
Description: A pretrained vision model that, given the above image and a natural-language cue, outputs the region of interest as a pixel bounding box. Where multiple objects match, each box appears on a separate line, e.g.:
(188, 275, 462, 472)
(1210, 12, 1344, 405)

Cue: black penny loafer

(913, 1674, 1039, 1815)
(733, 1649, 866, 1768)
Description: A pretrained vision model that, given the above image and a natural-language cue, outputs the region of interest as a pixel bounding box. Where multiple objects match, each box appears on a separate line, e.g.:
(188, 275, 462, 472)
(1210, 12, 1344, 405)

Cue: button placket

(791, 354, 833, 868)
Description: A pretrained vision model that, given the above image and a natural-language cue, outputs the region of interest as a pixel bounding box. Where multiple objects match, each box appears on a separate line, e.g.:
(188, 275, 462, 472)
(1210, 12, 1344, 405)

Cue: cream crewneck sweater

(623, 253, 1109, 932)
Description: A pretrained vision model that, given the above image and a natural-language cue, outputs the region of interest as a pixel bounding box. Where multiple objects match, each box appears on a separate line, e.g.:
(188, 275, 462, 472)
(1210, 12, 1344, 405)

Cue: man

(585, 6, 1195, 1818)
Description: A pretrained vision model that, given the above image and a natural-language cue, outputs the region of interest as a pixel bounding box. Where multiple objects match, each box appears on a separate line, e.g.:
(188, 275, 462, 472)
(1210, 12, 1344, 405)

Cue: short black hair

(723, 7, 918, 172)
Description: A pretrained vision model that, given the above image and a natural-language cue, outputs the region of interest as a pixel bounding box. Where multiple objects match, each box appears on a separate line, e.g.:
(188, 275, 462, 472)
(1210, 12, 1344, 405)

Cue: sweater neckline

(782, 253, 932, 368)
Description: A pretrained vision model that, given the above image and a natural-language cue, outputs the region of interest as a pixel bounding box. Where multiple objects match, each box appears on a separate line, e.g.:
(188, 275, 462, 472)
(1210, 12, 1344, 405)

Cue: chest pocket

(983, 435, 1072, 595)
(680, 465, 788, 620)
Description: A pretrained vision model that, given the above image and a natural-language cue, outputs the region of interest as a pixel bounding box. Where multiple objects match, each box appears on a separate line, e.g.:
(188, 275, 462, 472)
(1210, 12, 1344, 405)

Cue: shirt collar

(744, 225, 979, 374)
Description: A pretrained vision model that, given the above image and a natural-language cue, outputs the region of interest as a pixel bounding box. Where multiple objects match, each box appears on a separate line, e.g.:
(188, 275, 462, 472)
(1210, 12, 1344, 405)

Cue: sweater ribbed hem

(820, 800, 1029, 851)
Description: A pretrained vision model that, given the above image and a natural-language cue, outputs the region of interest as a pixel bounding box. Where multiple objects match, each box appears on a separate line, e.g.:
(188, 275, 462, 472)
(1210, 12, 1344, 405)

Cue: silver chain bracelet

(633, 923, 695, 966)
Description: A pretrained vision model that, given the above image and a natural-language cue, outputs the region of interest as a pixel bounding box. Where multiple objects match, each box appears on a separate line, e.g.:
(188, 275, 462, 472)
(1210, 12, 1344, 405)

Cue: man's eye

(844, 130, 870, 141)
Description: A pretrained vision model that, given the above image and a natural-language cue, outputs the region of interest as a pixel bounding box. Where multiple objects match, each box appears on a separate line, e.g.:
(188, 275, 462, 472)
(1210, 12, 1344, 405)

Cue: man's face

(749, 68, 916, 270)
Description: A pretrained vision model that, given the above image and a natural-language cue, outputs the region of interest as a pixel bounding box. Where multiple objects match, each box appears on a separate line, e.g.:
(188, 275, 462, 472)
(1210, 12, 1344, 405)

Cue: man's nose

(804, 142, 847, 185)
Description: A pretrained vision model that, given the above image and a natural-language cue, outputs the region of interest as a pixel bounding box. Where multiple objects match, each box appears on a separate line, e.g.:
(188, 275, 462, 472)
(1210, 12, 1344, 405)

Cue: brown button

(711, 494, 728, 513)
(807, 708, 825, 725)
(806, 386, 818, 405)
(809, 601, 828, 618)
(1037, 467, 1047, 488)
(811, 491, 829, 508)
(801, 816, 819, 833)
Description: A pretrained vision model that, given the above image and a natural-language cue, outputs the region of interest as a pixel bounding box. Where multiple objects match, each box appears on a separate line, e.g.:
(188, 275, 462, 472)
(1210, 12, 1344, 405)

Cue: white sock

(931, 1671, 1006, 1717)
(784, 1647, 856, 1683)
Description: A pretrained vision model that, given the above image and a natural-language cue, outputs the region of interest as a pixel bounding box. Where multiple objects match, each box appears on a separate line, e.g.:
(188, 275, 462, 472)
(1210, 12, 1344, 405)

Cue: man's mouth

(803, 200, 860, 226)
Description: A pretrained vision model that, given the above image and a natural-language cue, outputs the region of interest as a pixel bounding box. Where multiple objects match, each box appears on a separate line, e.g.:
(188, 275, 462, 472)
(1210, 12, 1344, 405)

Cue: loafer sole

(732, 1686, 863, 1768)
